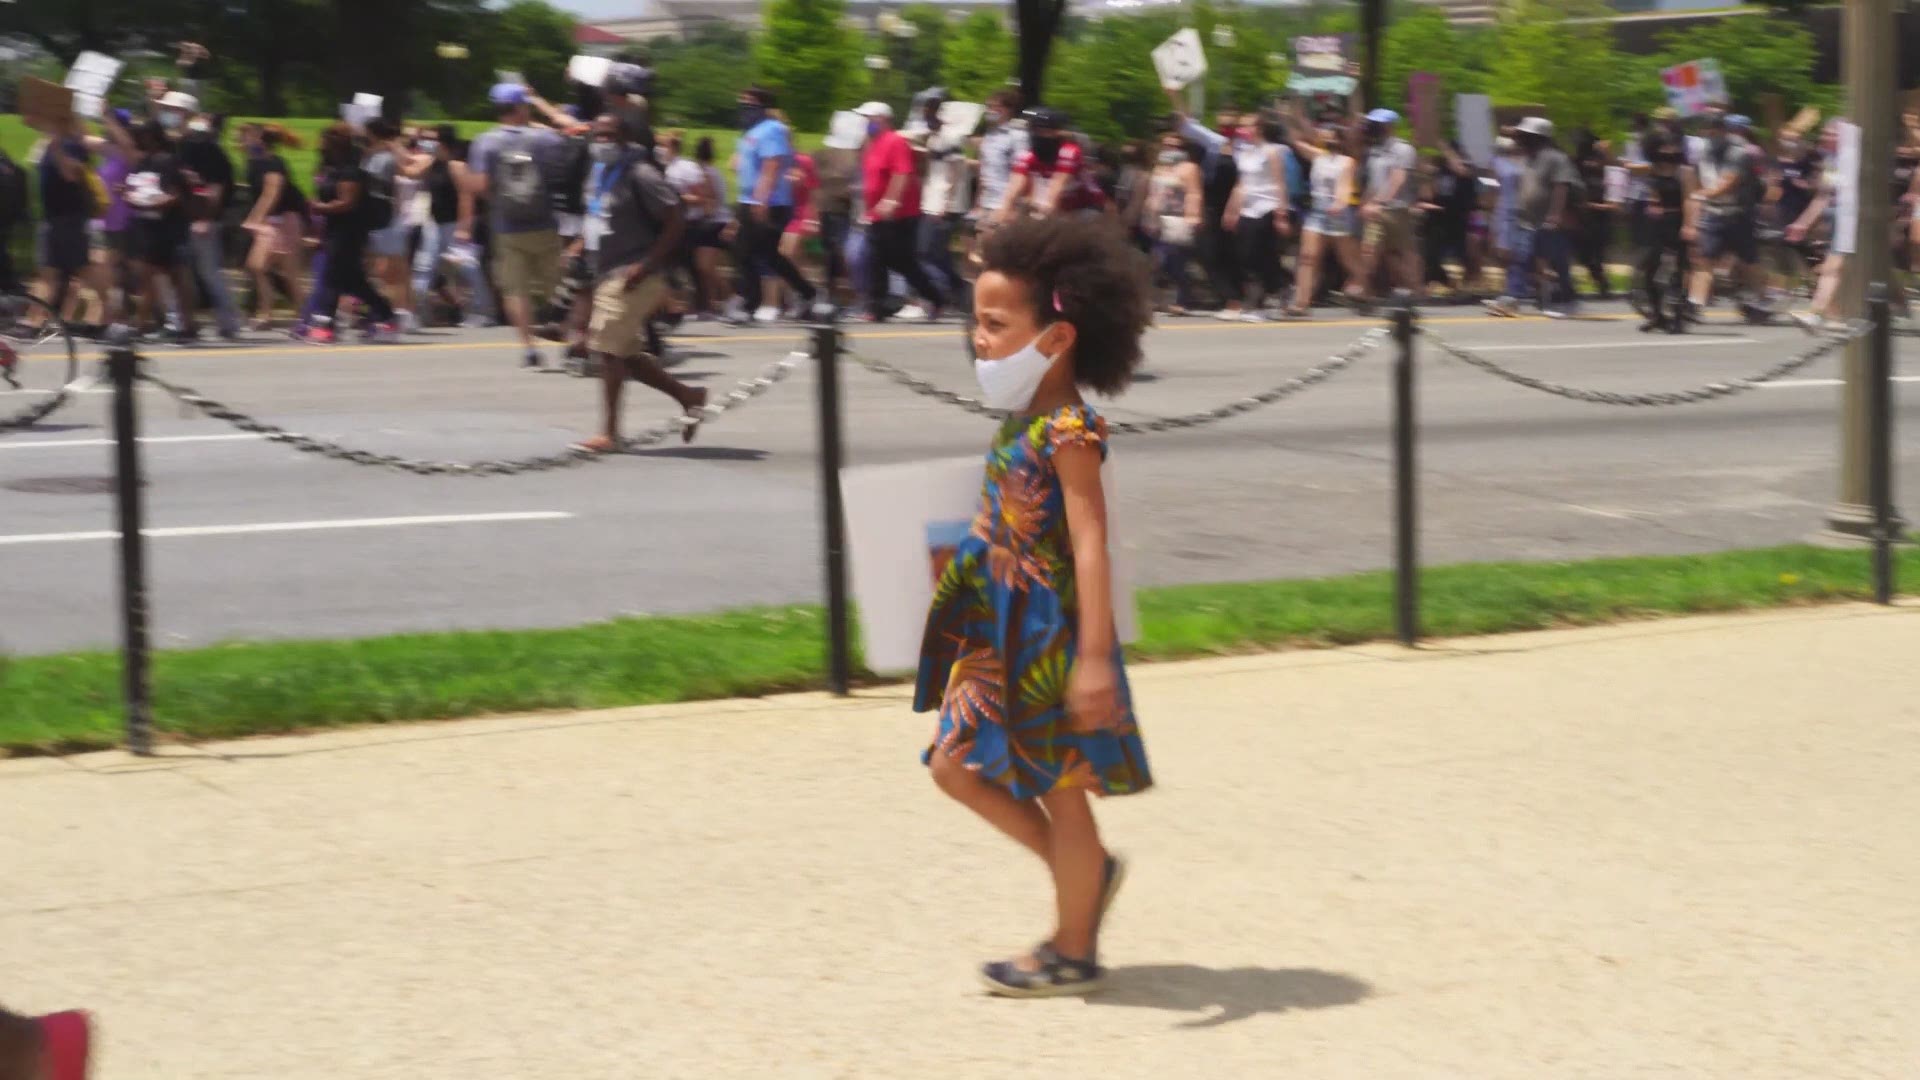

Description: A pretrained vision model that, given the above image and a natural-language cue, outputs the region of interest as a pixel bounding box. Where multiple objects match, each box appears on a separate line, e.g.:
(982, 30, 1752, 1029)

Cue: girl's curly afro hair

(978, 216, 1153, 397)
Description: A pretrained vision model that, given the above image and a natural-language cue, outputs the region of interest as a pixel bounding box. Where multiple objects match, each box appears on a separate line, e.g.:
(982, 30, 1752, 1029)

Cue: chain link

(1425, 320, 1872, 407)
(138, 348, 812, 475)
(845, 327, 1388, 433)
(1, 386, 74, 434)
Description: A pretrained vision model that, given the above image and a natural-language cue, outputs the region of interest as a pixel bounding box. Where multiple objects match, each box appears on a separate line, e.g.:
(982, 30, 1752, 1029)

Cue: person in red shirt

(773, 151, 820, 318)
(857, 101, 948, 322)
(995, 107, 1107, 223)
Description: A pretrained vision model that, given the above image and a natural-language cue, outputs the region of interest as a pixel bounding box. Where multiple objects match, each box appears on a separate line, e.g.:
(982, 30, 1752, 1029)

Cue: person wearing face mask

(305, 122, 400, 344)
(1221, 112, 1293, 322)
(164, 105, 242, 339)
(726, 85, 816, 324)
(1283, 113, 1366, 318)
(1163, 86, 1243, 315)
(1144, 130, 1202, 314)
(124, 120, 198, 343)
(915, 214, 1154, 1000)
(970, 89, 1028, 249)
(571, 107, 707, 453)
(1687, 113, 1768, 321)
(1786, 121, 1848, 333)
(995, 108, 1105, 225)
(1359, 108, 1420, 300)
(414, 124, 494, 328)
(1634, 131, 1696, 334)
(857, 100, 947, 322)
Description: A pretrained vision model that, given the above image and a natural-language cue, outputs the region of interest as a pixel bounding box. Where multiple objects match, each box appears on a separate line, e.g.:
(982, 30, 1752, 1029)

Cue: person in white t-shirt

(1222, 113, 1292, 321)
(909, 93, 973, 311)
(660, 131, 727, 318)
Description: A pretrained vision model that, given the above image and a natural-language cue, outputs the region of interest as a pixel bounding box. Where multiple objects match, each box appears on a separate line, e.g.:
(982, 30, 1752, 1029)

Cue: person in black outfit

(125, 121, 198, 343)
(1572, 131, 1614, 299)
(0, 146, 28, 294)
(307, 121, 397, 343)
(239, 122, 310, 328)
(1421, 142, 1478, 292)
(1636, 132, 1693, 334)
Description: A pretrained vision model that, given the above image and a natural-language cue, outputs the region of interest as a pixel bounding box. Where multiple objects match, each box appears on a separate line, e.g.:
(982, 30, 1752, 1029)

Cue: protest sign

(338, 92, 383, 126)
(825, 110, 868, 150)
(938, 100, 985, 143)
(1408, 72, 1442, 148)
(1660, 59, 1727, 119)
(1287, 33, 1356, 95)
(63, 51, 122, 119)
(1603, 165, 1630, 206)
(1151, 29, 1207, 91)
(1831, 120, 1860, 256)
(1784, 106, 1821, 136)
(19, 78, 75, 133)
(842, 457, 1139, 675)
(495, 70, 526, 87)
(567, 54, 613, 87)
(1455, 93, 1495, 167)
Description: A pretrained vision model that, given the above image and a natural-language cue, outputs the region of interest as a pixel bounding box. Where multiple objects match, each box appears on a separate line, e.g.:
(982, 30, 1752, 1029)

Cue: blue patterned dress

(915, 405, 1153, 800)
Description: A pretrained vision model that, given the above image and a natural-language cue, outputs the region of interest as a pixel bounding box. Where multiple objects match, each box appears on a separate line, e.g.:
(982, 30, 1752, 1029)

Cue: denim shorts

(368, 221, 413, 258)
(1306, 207, 1355, 238)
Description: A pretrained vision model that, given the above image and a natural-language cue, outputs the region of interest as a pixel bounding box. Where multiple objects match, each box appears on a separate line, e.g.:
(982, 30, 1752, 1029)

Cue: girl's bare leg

(248, 235, 275, 322)
(927, 746, 1052, 863)
(1810, 254, 1844, 317)
(1038, 787, 1107, 961)
(1291, 231, 1322, 313)
(1336, 235, 1367, 299)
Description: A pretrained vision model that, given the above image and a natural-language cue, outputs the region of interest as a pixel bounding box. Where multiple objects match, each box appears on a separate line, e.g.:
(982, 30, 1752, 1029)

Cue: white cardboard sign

(1454, 93, 1495, 168)
(938, 100, 985, 143)
(1660, 58, 1727, 120)
(567, 54, 613, 88)
(826, 110, 868, 150)
(1832, 121, 1860, 256)
(842, 455, 1140, 675)
(338, 93, 383, 126)
(64, 51, 122, 119)
(1152, 29, 1208, 91)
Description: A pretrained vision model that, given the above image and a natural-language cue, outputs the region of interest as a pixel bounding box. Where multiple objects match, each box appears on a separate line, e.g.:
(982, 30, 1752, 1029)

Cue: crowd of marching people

(4, 51, 1920, 386)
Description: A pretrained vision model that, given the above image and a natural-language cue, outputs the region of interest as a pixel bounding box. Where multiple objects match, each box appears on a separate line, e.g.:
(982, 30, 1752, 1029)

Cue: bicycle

(1, 290, 82, 430)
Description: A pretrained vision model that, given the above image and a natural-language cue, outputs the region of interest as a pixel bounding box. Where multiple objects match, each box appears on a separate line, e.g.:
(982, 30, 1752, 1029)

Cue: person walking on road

(305, 122, 399, 343)
(1486, 118, 1580, 319)
(858, 101, 946, 322)
(726, 86, 816, 324)
(571, 109, 708, 454)
(916, 215, 1153, 998)
(466, 83, 570, 368)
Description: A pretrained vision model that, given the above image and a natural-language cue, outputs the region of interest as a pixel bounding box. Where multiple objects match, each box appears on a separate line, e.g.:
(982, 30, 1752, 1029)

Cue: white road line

(0, 434, 264, 451)
(1456, 337, 1755, 352)
(0, 511, 574, 547)
(1758, 376, 1920, 389)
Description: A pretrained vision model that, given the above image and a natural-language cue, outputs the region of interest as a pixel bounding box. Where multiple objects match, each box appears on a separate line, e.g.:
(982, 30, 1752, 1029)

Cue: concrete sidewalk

(3, 605, 1918, 1079)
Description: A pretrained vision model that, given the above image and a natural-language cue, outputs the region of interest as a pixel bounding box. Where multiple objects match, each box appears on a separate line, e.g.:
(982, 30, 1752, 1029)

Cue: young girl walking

(915, 215, 1154, 998)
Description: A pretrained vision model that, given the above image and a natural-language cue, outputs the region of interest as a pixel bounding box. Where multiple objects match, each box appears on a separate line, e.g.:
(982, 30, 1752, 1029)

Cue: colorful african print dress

(914, 405, 1153, 801)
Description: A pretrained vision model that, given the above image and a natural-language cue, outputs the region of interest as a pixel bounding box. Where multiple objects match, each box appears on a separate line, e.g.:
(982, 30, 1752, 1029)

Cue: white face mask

(974, 326, 1060, 413)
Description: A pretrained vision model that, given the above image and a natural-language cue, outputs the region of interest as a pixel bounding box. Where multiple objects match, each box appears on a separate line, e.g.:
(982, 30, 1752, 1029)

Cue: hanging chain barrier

(1424, 319, 1873, 407)
(137, 345, 814, 476)
(843, 327, 1389, 434)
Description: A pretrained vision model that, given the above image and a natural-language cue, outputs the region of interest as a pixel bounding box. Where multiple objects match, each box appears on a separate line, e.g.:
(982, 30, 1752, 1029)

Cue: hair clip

(1053, 289, 1066, 315)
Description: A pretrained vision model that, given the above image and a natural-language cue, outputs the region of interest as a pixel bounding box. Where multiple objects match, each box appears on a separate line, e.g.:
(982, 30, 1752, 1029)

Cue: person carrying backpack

(465, 83, 570, 368)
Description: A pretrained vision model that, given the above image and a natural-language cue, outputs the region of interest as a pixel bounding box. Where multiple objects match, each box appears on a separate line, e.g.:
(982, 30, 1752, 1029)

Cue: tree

(1487, 0, 1625, 140)
(1380, 6, 1476, 120)
(1654, 13, 1820, 119)
(896, 4, 949, 96)
(484, 0, 576, 103)
(756, 0, 865, 130)
(1045, 16, 1176, 144)
(942, 11, 1015, 102)
(649, 26, 757, 128)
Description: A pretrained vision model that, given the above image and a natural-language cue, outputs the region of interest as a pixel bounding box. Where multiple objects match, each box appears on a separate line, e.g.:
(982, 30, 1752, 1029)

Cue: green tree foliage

(896, 4, 951, 96)
(648, 26, 758, 128)
(1653, 14, 1820, 119)
(941, 11, 1016, 102)
(1487, 0, 1625, 140)
(755, 0, 865, 130)
(486, 0, 576, 100)
(1379, 7, 1480, 121)
(1046, 14, 1181, 144)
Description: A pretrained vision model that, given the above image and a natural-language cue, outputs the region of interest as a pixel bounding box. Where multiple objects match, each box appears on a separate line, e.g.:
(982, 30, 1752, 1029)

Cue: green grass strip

(2, 543, 1912, 754)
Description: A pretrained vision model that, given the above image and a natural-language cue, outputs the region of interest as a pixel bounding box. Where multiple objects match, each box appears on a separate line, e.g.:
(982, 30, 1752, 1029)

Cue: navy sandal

(980, 943, 1107, 998)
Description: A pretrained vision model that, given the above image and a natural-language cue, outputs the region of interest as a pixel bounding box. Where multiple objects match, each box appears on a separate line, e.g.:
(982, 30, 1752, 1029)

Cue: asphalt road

(2, 304, 1914, 655)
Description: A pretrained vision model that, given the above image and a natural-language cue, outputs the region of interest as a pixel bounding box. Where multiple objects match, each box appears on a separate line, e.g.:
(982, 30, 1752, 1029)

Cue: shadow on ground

(1086, 965, 1372, 1029)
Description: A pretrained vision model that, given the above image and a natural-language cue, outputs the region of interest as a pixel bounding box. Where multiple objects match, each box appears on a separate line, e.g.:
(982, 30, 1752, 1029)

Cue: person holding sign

(916, 215, 1153, 998)
(1222, 113, 1293, 321)
(1283, 115, 1367, 318)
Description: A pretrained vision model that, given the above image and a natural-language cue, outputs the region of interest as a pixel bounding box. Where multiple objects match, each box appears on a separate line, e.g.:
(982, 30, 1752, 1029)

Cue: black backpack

(0, 151, 28, 230)
(551, 136, 589, 216)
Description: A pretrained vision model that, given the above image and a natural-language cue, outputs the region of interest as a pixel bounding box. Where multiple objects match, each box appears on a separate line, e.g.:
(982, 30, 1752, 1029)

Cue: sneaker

(306, 326, 335, 345)
(396, 309, 417, 333)
(1790, 311, 1825, 335)
(1483, 297, 1519, 318)
(896, 304, 929, 322)
(1239, 310, 1268, 323)
(752, 305, 781, 324)
(1212, 307, 1242, 322)
(1543, 307, 1571, 320)
(461, 316, 497, 329)
(364, 321, 402, 344)
(522, 348, 543, 369)
(979, 944, 1106, 999)
(165, 328, 202, 347)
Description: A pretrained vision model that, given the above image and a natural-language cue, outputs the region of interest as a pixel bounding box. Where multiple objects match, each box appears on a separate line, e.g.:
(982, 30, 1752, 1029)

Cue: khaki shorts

(589, 272, 669, 357)
(1364, 207, 1415, 253)
(492, 229, 562, 300)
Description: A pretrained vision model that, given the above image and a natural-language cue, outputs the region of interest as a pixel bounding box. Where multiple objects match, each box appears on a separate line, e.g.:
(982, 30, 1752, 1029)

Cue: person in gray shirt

(572, 108, 706, 454)
(465, 83, 572, 367)
(1487, 117, 1580, 318)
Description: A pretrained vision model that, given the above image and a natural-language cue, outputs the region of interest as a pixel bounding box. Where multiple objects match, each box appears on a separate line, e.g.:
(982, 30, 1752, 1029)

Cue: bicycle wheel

(0, 291, 82, 434)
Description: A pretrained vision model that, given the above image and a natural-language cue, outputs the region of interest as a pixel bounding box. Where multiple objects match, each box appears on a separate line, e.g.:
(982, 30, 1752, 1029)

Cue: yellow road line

(14, 309, 1746, 365)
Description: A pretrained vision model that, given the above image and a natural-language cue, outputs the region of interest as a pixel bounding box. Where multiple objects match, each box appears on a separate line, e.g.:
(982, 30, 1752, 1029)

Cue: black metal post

(1391, 299, 1419, 646)
(812, 319, 854, 695)
(1867, 283, 1895, 604)
(107, 330, 154, 754)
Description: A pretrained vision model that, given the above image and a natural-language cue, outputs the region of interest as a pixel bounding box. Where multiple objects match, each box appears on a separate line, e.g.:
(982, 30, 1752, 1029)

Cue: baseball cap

(854, 101, 893, 119)
(1517, 116, 1554, 138)
(1726, 113, 1752, 130)
(1365, 108, 1399, 125)
(489, 82, 529, 106)
(158, 91, 199, 112)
